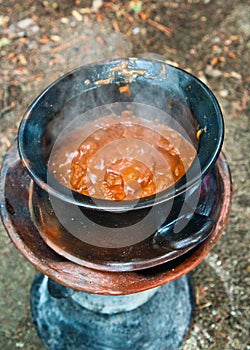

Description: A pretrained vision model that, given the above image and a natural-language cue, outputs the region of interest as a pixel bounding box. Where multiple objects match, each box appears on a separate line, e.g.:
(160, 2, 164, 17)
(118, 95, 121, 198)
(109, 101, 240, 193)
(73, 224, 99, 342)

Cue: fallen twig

(236, 90, 248, 118)
(112, 19, 120, 33)
(147, 18, 173, 37)
(122, 11, 134, 23)
(0, 103, 15, 119)
(27, 73, 46, 82)
(45, 35, 87, 53)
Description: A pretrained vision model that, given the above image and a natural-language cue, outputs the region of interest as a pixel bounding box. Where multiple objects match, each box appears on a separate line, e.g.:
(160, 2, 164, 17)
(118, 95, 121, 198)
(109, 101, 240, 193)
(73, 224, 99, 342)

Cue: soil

(0, 0, 249, 349)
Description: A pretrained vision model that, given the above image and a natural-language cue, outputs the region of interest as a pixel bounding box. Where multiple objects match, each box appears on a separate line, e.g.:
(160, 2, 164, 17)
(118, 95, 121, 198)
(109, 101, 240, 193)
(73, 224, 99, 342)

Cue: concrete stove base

(30, 273, 194, 350)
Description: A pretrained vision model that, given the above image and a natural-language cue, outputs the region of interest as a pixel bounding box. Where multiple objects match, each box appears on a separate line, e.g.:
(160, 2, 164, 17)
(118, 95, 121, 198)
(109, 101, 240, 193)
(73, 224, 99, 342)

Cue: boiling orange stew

(49, 111, 196, 200)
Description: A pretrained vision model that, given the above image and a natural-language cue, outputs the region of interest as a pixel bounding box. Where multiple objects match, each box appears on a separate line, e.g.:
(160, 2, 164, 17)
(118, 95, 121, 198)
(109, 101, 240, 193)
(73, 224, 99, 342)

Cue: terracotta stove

(0, 58, 232, 350)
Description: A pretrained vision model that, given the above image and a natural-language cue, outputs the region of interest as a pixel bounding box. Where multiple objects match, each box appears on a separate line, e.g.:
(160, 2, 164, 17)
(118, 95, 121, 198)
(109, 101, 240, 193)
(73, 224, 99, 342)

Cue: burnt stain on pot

(94, 59, 166, 86)
(118, 85, 131, 96)
(94, 76, 115, 85)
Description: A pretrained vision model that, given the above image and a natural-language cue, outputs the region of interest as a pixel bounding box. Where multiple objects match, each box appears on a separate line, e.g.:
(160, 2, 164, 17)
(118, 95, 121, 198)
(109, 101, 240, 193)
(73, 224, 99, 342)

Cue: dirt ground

(0, 0, 249, 349)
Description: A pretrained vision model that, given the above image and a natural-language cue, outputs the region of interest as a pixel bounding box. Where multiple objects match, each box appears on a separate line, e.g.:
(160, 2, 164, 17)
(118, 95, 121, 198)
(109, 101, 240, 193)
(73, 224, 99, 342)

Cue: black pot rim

(18, 57, 224, 211)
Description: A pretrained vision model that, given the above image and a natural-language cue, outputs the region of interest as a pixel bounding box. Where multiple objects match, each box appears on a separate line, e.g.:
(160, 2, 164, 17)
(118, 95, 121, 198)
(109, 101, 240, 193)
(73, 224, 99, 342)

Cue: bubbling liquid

(48, 111, 197, 200)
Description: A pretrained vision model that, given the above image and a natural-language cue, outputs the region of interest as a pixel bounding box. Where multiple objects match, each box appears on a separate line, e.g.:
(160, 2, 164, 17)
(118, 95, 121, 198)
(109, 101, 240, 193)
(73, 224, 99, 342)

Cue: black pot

(18, 58, 224, 271)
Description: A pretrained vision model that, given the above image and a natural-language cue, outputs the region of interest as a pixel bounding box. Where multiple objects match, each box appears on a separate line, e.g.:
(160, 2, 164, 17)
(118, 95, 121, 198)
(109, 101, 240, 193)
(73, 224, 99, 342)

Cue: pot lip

(17, 57, 224, 211)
